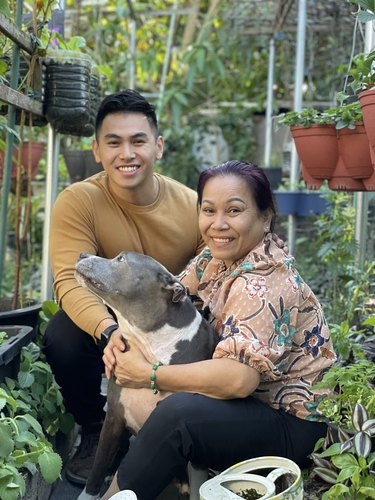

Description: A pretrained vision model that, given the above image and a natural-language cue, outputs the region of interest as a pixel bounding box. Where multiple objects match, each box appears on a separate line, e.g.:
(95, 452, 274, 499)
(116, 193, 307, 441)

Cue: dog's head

(75, 252, 188, 327)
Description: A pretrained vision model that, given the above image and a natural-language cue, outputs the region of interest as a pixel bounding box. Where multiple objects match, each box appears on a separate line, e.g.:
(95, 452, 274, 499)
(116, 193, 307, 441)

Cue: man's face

(92, 112, 164, 203)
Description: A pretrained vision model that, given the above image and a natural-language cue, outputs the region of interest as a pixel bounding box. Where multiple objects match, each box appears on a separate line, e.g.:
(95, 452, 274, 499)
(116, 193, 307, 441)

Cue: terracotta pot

(328, 156, 366, 191)
(358, 88, 375, 153)
(0, 141, 45, 180)
(338, 124, 373, 179)
(363, 148, 375, 191)
(290, 125, 338, 185)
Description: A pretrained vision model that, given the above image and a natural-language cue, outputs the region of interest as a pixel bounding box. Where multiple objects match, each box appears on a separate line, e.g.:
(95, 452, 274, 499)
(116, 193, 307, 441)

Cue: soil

(237, 488, 262, 500)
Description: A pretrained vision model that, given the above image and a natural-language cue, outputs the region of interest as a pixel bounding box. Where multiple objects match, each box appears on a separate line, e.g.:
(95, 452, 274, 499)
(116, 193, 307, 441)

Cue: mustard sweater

(50, 172, 204, 337)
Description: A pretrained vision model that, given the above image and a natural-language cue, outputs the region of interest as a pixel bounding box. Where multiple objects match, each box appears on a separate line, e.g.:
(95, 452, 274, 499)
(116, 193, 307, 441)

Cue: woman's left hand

(113, 339, 152, 388)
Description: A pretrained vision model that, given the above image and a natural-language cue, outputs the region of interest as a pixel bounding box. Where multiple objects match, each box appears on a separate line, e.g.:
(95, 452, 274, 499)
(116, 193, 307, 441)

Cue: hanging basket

(290, 124, 338, 190)
(43, 50, 94, 136)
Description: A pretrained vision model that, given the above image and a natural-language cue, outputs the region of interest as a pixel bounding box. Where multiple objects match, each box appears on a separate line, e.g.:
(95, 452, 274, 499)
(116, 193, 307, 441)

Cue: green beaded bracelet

(150, 361, 163, 394)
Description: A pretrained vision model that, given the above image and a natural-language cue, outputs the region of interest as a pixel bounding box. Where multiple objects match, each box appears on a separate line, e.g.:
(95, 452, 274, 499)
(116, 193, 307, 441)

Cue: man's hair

(95, 89, 158, 139)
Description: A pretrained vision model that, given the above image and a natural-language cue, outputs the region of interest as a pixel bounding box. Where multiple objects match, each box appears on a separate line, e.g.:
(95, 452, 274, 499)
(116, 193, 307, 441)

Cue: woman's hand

(113, 339, 151, 389)
(103, 329, 126, 379)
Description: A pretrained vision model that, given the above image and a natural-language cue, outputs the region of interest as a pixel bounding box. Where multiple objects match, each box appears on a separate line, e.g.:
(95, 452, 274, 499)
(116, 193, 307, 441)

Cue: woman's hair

(197, 160, 277, 231)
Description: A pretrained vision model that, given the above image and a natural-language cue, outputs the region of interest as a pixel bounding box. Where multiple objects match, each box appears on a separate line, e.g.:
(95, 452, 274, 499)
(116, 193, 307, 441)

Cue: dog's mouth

(74, 270, 106, 291)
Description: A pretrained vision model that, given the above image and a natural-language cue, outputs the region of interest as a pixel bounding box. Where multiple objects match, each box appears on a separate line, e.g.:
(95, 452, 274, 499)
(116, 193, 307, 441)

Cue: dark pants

(43, 309, 106, 426)
(117, 392, 327, 500)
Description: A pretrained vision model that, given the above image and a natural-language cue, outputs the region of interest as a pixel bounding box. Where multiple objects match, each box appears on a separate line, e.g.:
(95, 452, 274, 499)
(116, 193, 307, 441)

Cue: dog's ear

(161, 274, 187, 303)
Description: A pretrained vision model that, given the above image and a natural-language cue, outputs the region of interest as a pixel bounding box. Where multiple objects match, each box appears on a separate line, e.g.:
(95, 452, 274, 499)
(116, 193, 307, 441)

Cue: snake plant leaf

(354, 431, 372, 458)
(352, 402, 367, 431)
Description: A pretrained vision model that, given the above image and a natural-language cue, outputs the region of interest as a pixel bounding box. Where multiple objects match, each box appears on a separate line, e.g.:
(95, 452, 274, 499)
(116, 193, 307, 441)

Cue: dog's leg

(79, 381, 131, 499)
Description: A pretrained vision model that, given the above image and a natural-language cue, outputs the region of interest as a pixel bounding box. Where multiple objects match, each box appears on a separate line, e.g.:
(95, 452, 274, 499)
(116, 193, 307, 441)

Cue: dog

(74, 251, 218, 499)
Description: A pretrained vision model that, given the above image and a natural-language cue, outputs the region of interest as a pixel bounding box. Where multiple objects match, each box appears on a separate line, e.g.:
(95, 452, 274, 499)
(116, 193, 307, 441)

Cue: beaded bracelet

(150, 361, 163, 394)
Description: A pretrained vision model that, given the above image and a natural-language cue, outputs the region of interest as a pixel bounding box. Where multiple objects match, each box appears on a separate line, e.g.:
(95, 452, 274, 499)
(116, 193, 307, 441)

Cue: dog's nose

(78, 252, 90, 261)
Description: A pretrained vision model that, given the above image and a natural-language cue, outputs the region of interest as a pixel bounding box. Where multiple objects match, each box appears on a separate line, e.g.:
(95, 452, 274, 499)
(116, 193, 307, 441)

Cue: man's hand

(103, 329, 126, 379)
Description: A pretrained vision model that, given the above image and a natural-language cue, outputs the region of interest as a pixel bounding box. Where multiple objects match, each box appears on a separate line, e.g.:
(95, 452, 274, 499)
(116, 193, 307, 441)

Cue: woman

(103, 160, 336, 500)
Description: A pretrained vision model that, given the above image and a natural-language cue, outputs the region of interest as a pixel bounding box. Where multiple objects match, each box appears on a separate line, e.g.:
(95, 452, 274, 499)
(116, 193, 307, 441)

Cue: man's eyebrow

(103, 132, 149, 140)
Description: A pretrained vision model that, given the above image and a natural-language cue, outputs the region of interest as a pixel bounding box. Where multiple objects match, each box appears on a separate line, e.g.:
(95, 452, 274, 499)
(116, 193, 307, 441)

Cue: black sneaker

(65, 421, 103, 486)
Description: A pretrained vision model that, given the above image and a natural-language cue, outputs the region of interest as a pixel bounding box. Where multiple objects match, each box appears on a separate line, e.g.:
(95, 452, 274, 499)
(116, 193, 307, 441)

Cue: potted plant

(324, 96, 372, 190)
(0, 341, 75, 500)
(348, 49, 375, 190)
(277, 108, 339, 190)
(310, 402, 375, 499)
(42, 35, 102, 137)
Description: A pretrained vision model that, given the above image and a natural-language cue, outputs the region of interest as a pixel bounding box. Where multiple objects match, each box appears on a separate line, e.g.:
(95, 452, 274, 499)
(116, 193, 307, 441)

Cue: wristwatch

(100, 324, 119, 344)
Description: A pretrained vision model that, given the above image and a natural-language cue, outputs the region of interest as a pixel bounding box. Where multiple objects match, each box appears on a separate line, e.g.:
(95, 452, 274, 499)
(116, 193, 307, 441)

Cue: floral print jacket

(179, 232, 336, 421)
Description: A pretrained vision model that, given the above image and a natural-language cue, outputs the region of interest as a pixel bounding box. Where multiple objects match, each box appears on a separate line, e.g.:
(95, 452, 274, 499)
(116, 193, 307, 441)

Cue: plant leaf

(352, 402, 367, 431)
(354, 431, 372, 458)
(38, 451, 62, 483)
(313, 466, 339, 484)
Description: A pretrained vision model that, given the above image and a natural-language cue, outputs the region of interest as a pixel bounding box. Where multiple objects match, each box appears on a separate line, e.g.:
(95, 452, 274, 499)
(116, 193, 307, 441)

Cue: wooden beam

(0, 12, 35, 54)
(0, 83, 43, 115)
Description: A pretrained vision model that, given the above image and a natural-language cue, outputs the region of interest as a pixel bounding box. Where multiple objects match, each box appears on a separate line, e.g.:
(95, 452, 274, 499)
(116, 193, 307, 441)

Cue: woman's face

(199, 175, 271, 267)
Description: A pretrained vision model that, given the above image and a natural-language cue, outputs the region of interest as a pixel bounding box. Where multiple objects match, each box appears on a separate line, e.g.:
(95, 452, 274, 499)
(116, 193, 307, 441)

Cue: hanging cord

(342, 13, 362, 96)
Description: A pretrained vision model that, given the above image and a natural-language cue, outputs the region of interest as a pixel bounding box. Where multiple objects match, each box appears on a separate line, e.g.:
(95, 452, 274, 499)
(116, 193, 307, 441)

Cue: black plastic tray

(0, 325, 35, 381)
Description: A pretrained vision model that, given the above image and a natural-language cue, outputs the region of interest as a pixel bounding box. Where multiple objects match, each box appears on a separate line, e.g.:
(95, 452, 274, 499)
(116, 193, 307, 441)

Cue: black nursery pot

(43, 50, 94, 136)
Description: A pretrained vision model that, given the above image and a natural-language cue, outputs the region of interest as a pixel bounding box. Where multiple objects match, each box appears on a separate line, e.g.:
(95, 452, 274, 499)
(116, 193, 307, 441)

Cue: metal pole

(288, 0, 306, 255)
(41, 125, 59, 301)
(0, 0, 23, 293)
(128, 19, 136, 89)
(264, 37, 275, 167)
(354, 20, 374, 267)
(157, 0, 179, 116)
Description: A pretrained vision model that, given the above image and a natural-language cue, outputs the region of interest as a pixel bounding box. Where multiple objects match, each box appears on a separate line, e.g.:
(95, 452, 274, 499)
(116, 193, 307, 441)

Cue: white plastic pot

(199, 472, 275, 499)
(199, 456, 303, 499)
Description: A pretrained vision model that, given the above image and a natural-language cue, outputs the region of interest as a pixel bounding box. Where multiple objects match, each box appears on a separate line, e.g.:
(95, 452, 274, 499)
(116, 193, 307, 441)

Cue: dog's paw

(77, 487, 100, 500)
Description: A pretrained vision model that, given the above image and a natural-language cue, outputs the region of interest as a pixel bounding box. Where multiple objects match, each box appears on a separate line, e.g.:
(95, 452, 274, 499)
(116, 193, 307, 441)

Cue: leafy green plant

(0, 339, 74, 500)
(349, 0, 375, 22)
(313, 360, 375, 430)
(324, 93, 363, 129)
(310, 402, 375, 499)
(348, 50, 375, 94)
(0, 331, 8, 345)
(277, 108, 333, 128)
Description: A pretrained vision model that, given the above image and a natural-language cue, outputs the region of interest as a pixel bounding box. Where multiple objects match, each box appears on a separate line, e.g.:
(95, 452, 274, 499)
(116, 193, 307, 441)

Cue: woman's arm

(112, 340, 260, 399)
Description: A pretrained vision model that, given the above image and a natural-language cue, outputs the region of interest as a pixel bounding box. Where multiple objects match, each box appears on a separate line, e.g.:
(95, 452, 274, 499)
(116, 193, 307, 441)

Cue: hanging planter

(358, 88, 375, 190)
(43, 50, 93, 136)
(0, 141, 45, 182)
(290, 124, 338, 189)
(62, 148, 103, 183)
(337, 123, 373, 179)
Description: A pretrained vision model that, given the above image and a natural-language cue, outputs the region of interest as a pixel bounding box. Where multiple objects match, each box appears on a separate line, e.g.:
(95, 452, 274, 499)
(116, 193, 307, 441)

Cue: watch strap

(101, 324, 118, 342)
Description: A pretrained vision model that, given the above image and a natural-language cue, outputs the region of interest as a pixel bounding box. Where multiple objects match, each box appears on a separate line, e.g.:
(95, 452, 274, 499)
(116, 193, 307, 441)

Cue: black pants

(43, 309, 106, 425)
(117, 392, 327, 500)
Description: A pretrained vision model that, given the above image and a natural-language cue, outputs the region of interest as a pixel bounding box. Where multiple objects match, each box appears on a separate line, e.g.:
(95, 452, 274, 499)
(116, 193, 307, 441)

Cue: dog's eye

(118, 254, 126, 262)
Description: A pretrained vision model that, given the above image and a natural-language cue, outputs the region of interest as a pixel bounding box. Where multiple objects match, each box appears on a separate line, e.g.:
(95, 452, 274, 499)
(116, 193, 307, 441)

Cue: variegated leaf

(340, 437, 354, 453)
(352, 402, 367, 431)
(362, 418, 375, 436)
(310, 453, 334, 469)
(313, 466, 339, 484)
(354, 431, 371, 458)
(338, 426, 351, 443)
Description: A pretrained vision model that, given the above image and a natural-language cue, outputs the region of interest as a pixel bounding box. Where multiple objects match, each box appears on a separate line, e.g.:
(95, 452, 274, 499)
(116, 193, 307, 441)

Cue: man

(43, 89, 204, 485)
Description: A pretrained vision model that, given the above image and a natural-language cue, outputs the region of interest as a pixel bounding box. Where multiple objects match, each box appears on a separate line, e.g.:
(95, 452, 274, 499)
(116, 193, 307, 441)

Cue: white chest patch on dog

(112, 307, 203, 365)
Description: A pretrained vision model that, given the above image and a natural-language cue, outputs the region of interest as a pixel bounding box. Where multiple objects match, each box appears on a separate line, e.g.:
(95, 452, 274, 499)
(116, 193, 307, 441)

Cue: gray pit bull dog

(74, 251, 218, 500)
